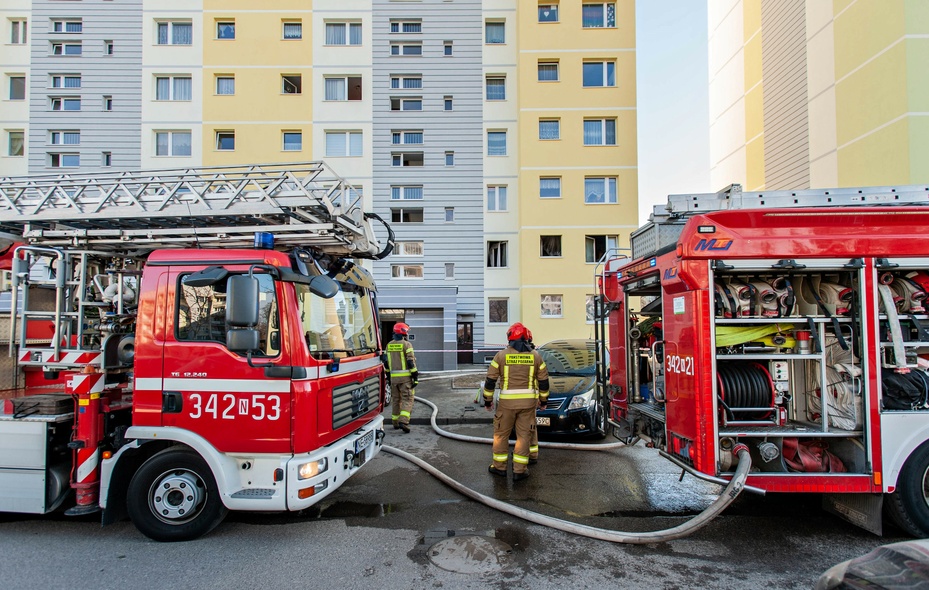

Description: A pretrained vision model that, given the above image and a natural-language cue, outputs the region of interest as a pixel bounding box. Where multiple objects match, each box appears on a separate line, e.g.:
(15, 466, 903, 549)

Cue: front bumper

(537, 401, 599, 437)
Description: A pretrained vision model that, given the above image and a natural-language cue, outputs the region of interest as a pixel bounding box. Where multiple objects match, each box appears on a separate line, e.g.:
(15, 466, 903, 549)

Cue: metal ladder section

(0, 161, 381, 257)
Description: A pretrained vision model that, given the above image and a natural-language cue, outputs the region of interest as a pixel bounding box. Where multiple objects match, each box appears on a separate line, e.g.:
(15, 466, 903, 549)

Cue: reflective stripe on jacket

(484, 346, 549, 401)
(386, 340, 415, 378)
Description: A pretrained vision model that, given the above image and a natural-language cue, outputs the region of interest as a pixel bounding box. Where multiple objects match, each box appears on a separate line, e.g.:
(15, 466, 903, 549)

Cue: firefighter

(526, 328, 541, 465)
(483, 322, 549, 480)
(383, 322, 418, 433)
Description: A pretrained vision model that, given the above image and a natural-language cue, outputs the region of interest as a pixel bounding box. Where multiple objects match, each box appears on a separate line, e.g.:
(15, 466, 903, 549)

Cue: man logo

(351, 386, 370, 416)
(663, 267, 678, 280)
(695, 238, 733, 252)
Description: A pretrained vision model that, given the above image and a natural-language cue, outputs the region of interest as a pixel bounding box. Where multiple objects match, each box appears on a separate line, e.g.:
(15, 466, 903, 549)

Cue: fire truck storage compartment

(0, 413, 72, 513)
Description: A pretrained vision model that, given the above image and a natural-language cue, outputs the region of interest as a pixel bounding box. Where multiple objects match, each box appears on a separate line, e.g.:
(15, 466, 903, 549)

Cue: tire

(385, 382, 392, 406)
(885, 443, 929, 537)
(591, 404, 607, 440)
(127, 449, 228, 542)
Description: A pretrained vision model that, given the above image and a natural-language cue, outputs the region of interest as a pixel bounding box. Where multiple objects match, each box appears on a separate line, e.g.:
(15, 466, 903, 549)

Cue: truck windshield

(295, 283, 377, 360)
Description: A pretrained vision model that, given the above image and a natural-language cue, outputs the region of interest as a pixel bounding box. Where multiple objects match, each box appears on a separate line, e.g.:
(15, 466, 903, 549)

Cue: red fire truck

(595, 183, 929, 536)
(0, 163, 393, 541)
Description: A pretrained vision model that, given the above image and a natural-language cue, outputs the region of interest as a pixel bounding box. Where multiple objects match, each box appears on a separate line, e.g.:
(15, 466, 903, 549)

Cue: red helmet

(506, 322, 530, 341)
(393, 322, 410, 335)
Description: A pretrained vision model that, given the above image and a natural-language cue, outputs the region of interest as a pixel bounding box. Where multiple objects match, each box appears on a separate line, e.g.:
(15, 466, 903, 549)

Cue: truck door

(161, 269, 292, 454)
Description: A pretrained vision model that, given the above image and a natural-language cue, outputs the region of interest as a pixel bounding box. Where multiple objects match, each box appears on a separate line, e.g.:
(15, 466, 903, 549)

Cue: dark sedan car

(534, 339, 607, 439)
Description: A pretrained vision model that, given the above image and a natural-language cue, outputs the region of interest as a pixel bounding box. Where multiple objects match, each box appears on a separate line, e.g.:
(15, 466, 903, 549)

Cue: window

(541, 294, 563, 318)
(585, 177, 617, 204)
(7, 130, 24, 157)
(582, 3, 616, 28)
(216, 75, 234, 95)
(282, 74, 302, 94)
(11, 19, 27, 44)
(489, 298, 508, 323)
(445, 263, 455, 279)
(324, 76, 362, 101)
(156, 21, 192, 45)
(391, 152, 423, 167)
(104, 40, 114, 55)
(103, 95, 113, 111)
(539, 4, 559, 22)
(395, 241, 423, 256)
(325, 131, 362, 157)
(50, 131, 80, 145)
(538, 61, 559, 82)
(487, 241, 507, 268)
(586, 295, 597, 323)
(50, 97, 81, 111)
(485, 76, 505, 101)
(102, 152, 112, 167)
(51, 75, 81, 89)
(445, 151, 454, 166)
(444, 96, 453, 111)
(391, 130, 423, 145)
(487, 131, 506, 156)
(391, 208, 423, 223)
(155, 131, 192, 156)
(444, 41, 453, 56)
(52, 43, 82, 56)
(390, 75, 422, 89)
(445, 207, 454, 222)
(539, 119, 560, 140)
(51, 20, 82, 33)
(215, 131, 235, 151)
(390, 20, 422, 34)
(216, 21, 235, 40)
(583, 61, 616, 87)
(9, 76, 25, 100)
(49, 153, 79, 168)
(391, 185, 423, 200)
(325, 22, 361, 45)
(390, 43, 422, 56)
(283, 21, 303, 40)
(540, 177, 561, 198)
(391, 265, 424, 279)
(485, 21, 505, 44)
(283, 131, 302, 151)
(390, 97, 422, 111)
(541, 236, 562, 257)
(584, 118, 616, 145)
(586, 235, 618, 263)
(487, 186, 507, 211)
(155, 76, 192, 101)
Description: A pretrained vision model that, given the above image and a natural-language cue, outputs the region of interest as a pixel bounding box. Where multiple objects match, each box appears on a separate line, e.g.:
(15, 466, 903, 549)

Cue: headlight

(298, 458, 328, 480)
(567, 389, 594, 411)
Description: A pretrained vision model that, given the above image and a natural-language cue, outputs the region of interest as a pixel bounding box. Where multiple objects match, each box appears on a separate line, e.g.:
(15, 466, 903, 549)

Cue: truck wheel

(127, 449, 228, 542)
(885, 443, 929, 537)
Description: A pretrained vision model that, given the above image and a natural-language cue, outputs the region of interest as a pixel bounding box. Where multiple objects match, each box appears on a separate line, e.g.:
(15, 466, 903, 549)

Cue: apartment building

(709, 0, 929, 191)
(0, 0, 636, 370)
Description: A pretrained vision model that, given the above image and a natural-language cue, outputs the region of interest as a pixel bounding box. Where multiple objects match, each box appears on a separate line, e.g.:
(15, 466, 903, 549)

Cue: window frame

(539, 119, 560, 141)
(488, 298, 509, 324)
(7, 130, 24, 157)
(390, 75, 423, 89)
(487, 131, 507, 156)
(583, 60, 617, 88)
(485, 20, 505, 44)
(540, 176, 562, 199)
(538, 61, 560, 82)
(154, 75, 192, 101)
(584, 177, 618, 204)
(538, 4, 560, 23)
(50, 96, 81, 111)
(391, 152, 424, 167)
(390, 264, 424, 279)
(324, 76, 362, 101)
(49, 152, 80, 168)
(9, 75, 26, 100)
(215, 75, 235, 95)
(540, 235, 563, 258)
(154, 130, 193, 157)
(486, 185, 507, 212)
(282, 20, 303, 40)
(390, 97, 423, 111)
(324, 22, 361, 46)
(324, 130, 363, 157)
(51, 42, 82, 56)
(156, 21, 193, 46)
(282, 131, 302, 152)
(281, 74, 302, 95)
(389, 20, 422, 34)
(215, 130, 235, 151)
(390, 185, 424, 201)
(10, 19, 27, 45)
(50, 74, 81, 89)
(390, 42, 422, 56)
(390, 208, 424, 224)
(485, 76, 506, 101)
(216, 20, 236, 40)
(585, 234, 618, 263)
(540, 294, 563, 318)
(583, 118, 617, 146)
(582, 3, 616, 28)
(394, 241, 424, 257)
(391, 130, 424, 145)
(49, 130, 80, 146)
(487, 241, 508, 268)
(51, 20, 82, 34)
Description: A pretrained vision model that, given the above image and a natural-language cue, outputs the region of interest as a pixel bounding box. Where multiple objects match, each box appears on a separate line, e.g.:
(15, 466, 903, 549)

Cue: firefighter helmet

(506, 322, 530, 342)
(393, 322, 410, 335)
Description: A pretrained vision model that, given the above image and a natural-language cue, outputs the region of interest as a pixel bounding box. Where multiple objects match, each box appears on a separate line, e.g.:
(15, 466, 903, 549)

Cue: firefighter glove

(411, 370, 419, 386)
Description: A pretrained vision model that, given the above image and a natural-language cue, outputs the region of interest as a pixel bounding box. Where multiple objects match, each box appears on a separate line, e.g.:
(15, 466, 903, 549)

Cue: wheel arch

(880, 416, 929, 492)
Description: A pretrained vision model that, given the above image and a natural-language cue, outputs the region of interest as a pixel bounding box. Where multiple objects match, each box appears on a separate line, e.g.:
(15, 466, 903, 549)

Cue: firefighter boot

(400, 422, 410, 433)
(488, 465, 507, 477)
(512, 469, 530, 482)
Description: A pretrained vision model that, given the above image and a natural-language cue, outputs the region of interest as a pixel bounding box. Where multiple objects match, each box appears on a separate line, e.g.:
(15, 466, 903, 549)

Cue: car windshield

(295, 282, 377, 360)
(536, 340, 598, 376)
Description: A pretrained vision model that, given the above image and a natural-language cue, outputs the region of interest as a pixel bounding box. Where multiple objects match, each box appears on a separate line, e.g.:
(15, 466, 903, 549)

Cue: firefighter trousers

(492, 398, 537, 474)
(391, 378, 415, 426)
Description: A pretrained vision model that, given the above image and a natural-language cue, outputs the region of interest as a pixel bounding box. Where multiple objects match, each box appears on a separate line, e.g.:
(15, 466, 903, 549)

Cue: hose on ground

(382, 444, 752, 544)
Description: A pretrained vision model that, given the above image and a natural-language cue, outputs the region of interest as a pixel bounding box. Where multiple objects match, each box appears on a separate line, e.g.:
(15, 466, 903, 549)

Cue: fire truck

(0, 162, 393, 541)
(595, 183, 929, 536)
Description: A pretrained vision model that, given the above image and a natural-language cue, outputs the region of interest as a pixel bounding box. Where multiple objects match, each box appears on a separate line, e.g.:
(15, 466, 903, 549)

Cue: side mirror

(309, 275, 339, 299)
(227, 329, 259, 354)
(226, 275, 259, 327)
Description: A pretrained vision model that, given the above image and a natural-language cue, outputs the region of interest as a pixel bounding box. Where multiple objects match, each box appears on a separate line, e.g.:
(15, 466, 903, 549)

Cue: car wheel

(591, 404, 607, 440)
(385, 382, 392, 406)
(886, 442, 929, 537)
(127, 449, 228, 542)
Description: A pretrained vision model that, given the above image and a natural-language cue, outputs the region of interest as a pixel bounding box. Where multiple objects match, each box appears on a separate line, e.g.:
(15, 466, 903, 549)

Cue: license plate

(536, 416, 551, 426)
(355, 430, 375, 453)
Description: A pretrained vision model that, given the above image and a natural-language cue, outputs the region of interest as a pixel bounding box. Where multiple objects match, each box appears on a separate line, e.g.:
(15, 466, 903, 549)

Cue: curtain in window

(538, 64, 558, 81)
(283, 133, 302, 151)
(497, 187, 507, 210)
(402, 22, 421, 33)
(65, 44, 82, 55)
(173, 132, 192, 156)
(173, 23, 192, 45)
(157, 23, 168, 44)
(325, 79, 345, 100)
(64, 76, 81, 88)
(405, 132, 423, 144)
(349, 132, 362, 156)
(283, 23, 302, 39)
(326, 133, 346, 156)
(216, 78, 234, 95)
(485, 22, 504, 43)
(605, 119, 616, 145)
(606, 177, 617, 202)
(584, 120, 602, 145)
(487, 132, 506, 155)
(585, 178, 605, 203)
(65, 22, 82, 33)
(486, 78, 505, 100)
(155, 133, 169, 156)
(582, 4, 605, 27)
(606, 62, 616, 86)
(540, 178, 560, 197)
(403, 78, 422, 89)
(539, 121, 559, 140)
(173, 78, 191, 101)
(156, 77, 170, 100)
(9, 133, 23, 156)
(63, 132, 80, 145)
(349, 23, 362, 45)
(325, 23, 345, 45)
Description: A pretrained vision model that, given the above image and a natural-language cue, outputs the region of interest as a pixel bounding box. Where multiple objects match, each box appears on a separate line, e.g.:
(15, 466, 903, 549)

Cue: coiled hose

(381, 371, 754, 544)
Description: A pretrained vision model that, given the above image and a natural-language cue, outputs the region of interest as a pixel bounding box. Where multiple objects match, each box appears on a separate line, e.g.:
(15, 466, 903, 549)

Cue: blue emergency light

(254, 232, 274, 250)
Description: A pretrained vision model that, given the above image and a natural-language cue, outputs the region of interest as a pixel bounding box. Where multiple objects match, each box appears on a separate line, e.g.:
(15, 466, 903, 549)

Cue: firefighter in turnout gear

(483, 323, 549, 480)
(383, 322, 418, 433)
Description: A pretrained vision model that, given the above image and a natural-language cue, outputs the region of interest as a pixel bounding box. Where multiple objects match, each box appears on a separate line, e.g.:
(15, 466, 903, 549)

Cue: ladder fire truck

(595, 184, 929, 535)
(0, 162, 393, 541)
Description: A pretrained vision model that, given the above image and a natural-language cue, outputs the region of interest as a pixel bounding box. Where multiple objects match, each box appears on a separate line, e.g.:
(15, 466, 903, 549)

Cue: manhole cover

(427, 535, 513, 574)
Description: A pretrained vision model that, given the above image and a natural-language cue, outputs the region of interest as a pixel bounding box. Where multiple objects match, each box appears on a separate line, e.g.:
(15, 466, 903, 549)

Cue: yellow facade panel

(202, 68, 313, 122)
(743, 33, 762, 88)
(201, 124, 313, 167)
(833, 0, 905, 79)
(519, 1, 635, 51)
(518, 53, 635, 111)
(744, 84, 763, 141)
(836, 118, 909, 186)
(204, 0, 311, 11)
(745, 135, 765, 191)
(743, 0, 762, 41)
(835, 44, 908, 145)
(202, 12, 311, 67)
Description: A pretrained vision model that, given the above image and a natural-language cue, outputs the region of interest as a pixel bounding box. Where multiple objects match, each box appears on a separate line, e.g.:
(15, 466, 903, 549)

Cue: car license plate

(355, 430, 374, 454)
(536, 416, 551, 426)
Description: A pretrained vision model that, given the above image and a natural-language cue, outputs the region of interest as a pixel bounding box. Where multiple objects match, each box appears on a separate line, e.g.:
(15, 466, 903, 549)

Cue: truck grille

(332, 376, 380, 430)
